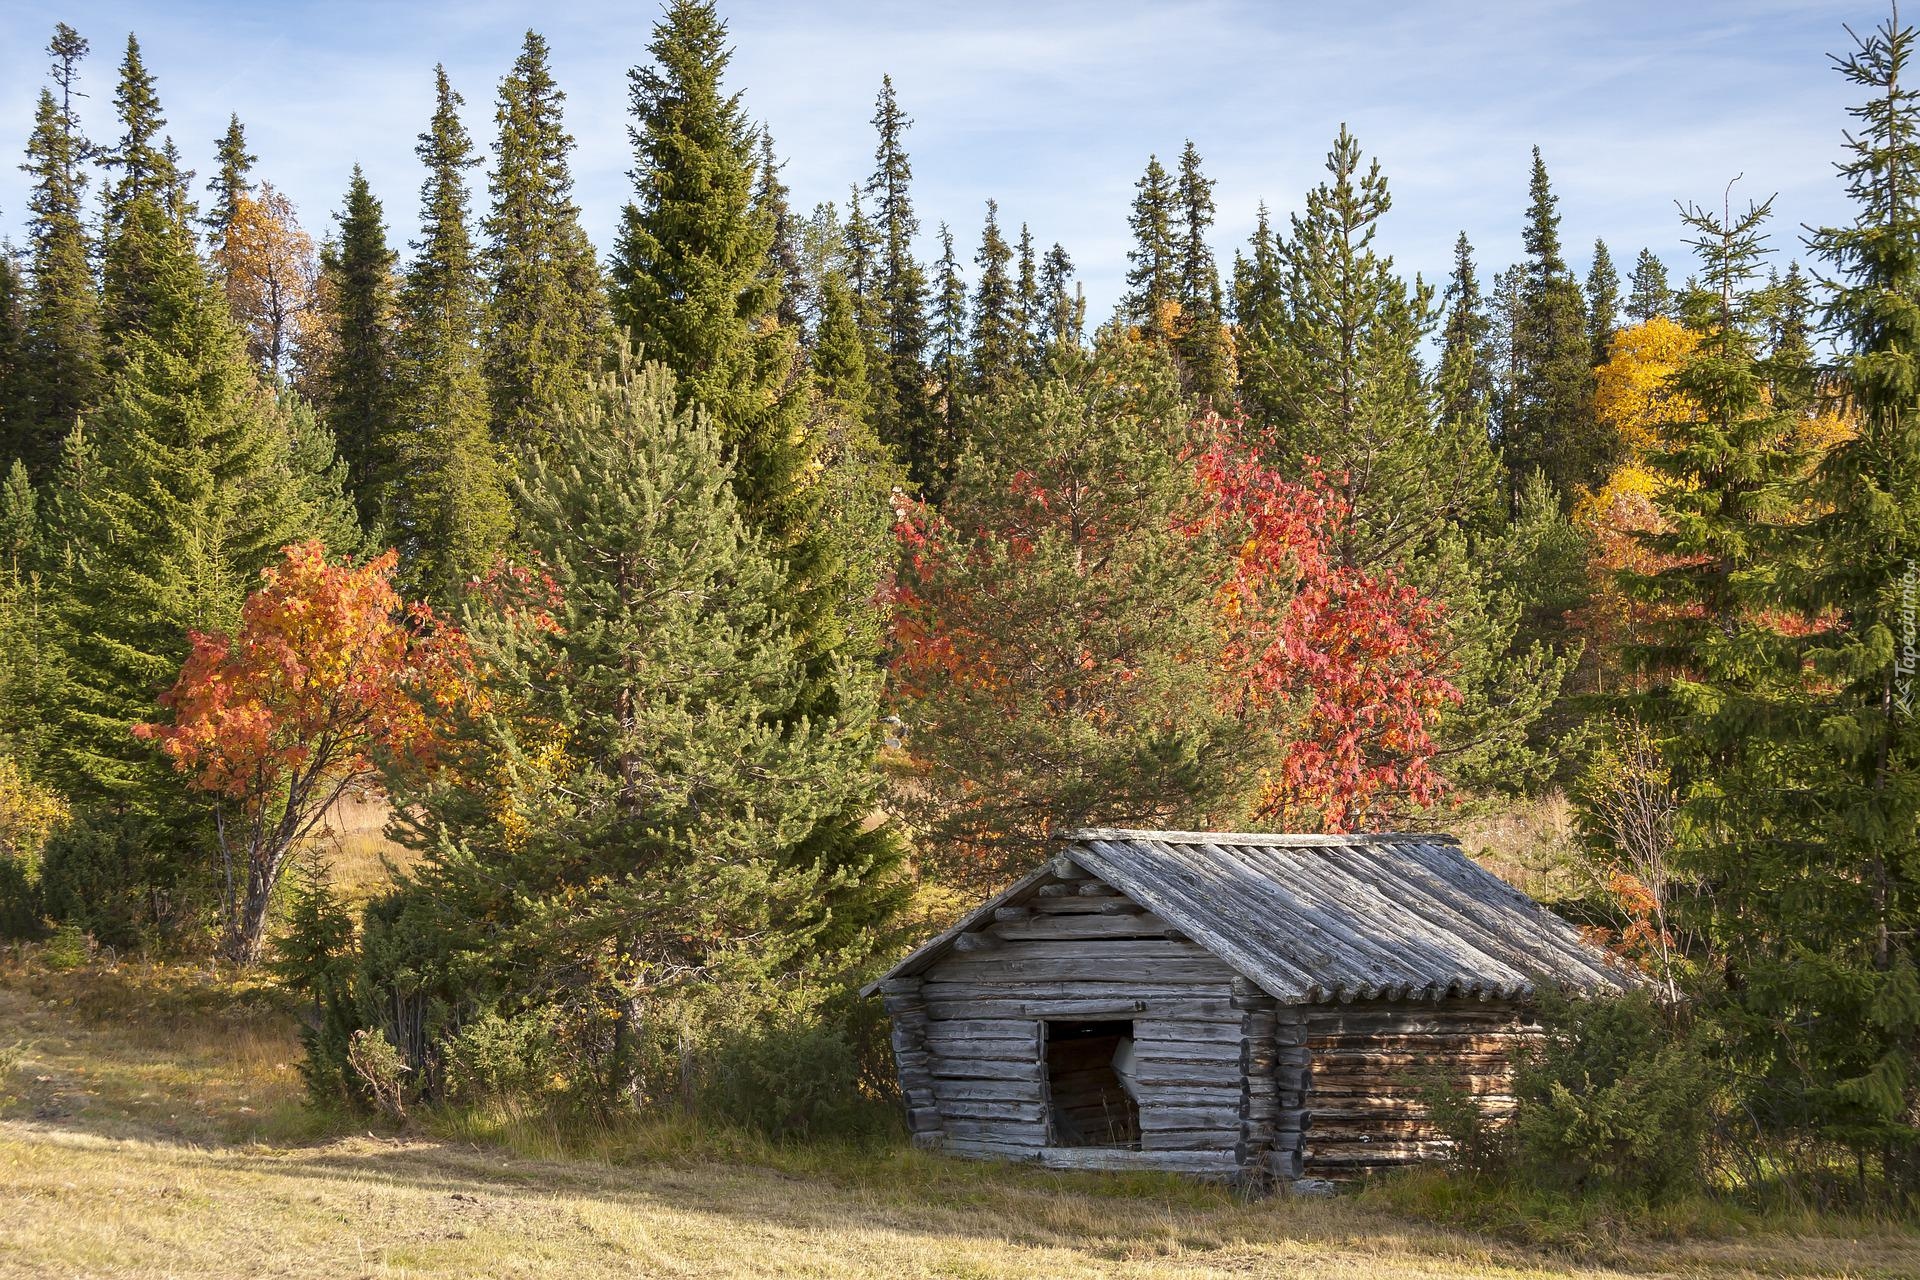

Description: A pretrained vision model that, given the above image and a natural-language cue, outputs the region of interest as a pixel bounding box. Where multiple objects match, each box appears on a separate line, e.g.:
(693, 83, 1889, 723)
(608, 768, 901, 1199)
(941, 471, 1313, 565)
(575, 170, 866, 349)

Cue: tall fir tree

(968, 199, 1021, 401)
(864, 75, 935, 485)
(1172, 139, 1234, 404)
(1506, 147, 1608, 504)
(394, 66, 512, 601)
(0, 253, 24, 441)
(1626, 246, 1674, 322)
(1586, 237, 1620, 366)
(203, 113, 255, 274)
(485, 30, 609, 459)
(14, 26, 100, 477)
(607, 0, 901, 934)
(309, 166, 400, 528)
(1124, 154, 1177, 338)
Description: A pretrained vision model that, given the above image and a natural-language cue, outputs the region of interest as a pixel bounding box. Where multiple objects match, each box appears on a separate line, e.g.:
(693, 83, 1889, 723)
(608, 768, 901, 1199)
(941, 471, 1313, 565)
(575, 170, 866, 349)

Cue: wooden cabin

(864, 829, 1631, 1184)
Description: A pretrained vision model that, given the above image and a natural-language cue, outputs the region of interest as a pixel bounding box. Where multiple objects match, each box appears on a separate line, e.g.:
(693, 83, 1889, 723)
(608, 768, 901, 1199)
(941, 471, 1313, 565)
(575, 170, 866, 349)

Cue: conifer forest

(1, 4, 1919, 1272)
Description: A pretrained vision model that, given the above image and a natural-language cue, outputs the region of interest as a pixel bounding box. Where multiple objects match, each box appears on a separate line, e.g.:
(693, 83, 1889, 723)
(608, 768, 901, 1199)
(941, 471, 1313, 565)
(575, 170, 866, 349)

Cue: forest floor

(2, 954, 1918, 1279)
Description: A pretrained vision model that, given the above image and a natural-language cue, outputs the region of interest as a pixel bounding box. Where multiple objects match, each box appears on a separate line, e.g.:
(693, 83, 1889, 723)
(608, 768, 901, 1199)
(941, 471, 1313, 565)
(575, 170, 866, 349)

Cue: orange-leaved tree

(136, 541, 473, 964)
(1192, 431, 1459, 829)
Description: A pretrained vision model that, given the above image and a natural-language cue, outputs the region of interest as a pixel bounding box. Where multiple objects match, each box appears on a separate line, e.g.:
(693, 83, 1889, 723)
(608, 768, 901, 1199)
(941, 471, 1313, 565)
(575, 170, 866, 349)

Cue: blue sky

(0, 1, 1878, 318)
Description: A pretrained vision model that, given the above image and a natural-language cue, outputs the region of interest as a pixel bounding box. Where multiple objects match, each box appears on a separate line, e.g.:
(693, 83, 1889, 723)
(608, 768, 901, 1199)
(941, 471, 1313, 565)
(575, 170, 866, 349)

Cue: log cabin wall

(884, 867, 1264, 1178)
(1301, 998, 1538, 1177)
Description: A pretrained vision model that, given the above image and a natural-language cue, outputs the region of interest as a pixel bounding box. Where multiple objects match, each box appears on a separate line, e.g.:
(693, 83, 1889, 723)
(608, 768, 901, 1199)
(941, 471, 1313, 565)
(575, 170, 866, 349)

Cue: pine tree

(377, 354, 884, 1101)
(1507, 148, 1608, 503)
(1237, 127, 1489, 563)
(308, 166, 400, 528)
(928, 222, 968, 496)
(203, 113, 255, 273)
(485, 30, 609, 459)
(1124, 154, 1177, 337)
(1586, 237, 1621, 366)
(865, 76, 934, 482)
(394, 66, 512, 601)
(13, 27, 100, 477)
(608, 0, 901, 934)
(1627, 247, 1674, 322)
(1172, 140, 1233, 404)
(968, 201, 1020, 401)
(1438, 231, 1494, 431)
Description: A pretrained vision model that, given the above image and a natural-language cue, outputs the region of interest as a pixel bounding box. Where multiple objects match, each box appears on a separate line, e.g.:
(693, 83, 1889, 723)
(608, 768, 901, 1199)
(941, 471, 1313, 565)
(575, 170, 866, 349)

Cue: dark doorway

(1045, 1020, 1140, 1147)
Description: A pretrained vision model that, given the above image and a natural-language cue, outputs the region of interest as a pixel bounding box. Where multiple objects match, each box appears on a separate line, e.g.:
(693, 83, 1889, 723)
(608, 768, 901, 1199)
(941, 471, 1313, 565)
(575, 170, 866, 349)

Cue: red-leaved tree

(1191, 431, 1460, 830)
(136, 541, 474, 964)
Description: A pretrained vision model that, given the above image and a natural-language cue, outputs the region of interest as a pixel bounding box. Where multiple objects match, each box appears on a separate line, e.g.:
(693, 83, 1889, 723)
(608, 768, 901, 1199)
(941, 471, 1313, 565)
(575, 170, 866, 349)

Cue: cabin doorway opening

(1044, 1020, 1141, 1147)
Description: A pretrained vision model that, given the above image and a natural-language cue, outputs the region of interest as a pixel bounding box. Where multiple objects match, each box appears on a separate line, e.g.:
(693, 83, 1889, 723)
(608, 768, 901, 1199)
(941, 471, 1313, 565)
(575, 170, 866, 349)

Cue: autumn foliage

(1191, 432, 1458, 829)
(137, 540, 472, 962)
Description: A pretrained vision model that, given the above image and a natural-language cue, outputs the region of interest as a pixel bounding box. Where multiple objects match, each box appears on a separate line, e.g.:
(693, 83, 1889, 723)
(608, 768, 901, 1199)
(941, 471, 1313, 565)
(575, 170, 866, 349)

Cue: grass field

(2, 951, 1916, 1280)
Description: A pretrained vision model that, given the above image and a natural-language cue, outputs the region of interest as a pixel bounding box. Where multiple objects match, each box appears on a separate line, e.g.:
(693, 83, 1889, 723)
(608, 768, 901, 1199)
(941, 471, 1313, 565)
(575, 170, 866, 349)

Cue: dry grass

(313, 789, 418, 904)
(1, 950, 1916, 1279)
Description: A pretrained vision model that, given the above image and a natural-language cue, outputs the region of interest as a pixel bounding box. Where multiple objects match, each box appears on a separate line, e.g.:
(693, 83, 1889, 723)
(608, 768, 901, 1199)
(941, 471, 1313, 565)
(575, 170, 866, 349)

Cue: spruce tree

(1124, 154, 1177, 337)
(14, 27, 100, 477)
(1755, 16, 1920, 1162)
(203, 113, 255, 272)
(928, 222, 968, 496)
(1039, 241, 1083, 351)
(1438, 231, 1495, 431)
(99, 34, 189, 352)
(812, 271, 870, 418)
(485, 30, 609, 458)
(1172, 140, 1233, 404)
(43, 196, 321, 930)
(1014, 222, 1041, 372)
(394, 66, 512, 600)
(608, 0, 901, 934)
(1627, 247, 1674, 322)
(1507, 148, 1608, 503)
(968, 200, 1021, 402)
(864, 75, 934, 482)
(756, 131, 806, 335)
(1586, 237, 1620, 366)
(0, 253, 24, 445)
(310, 166, 400, 528)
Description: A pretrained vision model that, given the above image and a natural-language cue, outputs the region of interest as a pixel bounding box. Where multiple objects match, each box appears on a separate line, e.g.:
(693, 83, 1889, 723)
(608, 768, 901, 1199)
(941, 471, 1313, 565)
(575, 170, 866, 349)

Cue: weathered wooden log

(922, 1018, 1038, 1041)
(931, 1078, 1043, 1102)
(937, 1099, 1048, 1124)
(1139, 1104, 1242, 1130)
(1134, 1019, 1242, 1044)
(930, 957, 1231, 984)
(923, 1038, 1038, 1062)
(1030, 896, 1145, 915)
(1127, 1085, 1242, 1107)
(1036, 1148, 1238, 1175)
(951, 930, 1001, 954)
(1076, 881, 1122, 897)
(930, 998, 1238, 1023)
(1132, 1039, 1242, 1064)
(991, 913, 1176, 941)
(941, 1117, 1048, 1142)
(992, 906, 1032, 923)
(930, 1057, 1045, 1082)
(1049, 855, 1093, 880)
(1142, 1128, 1238, 1151)
(921, 979, 1231, 1001)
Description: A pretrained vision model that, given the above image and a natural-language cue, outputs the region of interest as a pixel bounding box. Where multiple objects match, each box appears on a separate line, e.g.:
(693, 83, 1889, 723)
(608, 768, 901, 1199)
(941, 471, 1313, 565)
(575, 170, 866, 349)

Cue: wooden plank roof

(865, 829, 1633, 1003)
